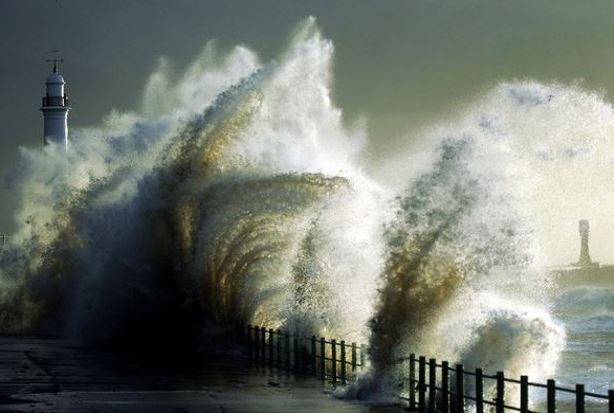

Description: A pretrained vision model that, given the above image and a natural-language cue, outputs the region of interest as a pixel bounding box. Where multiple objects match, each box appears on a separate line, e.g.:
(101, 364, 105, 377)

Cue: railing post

(520, 376, 529, 413)
(285, 333, 290, 370)
(475, 368, 483, 413)
(496, 371, 504, 413)
(608, 389, 614, 413)
(409, 354, 416, 411)
(320, 337, 326, 380)
(260, 327, 266, 364)
(456, 364, 464, 413)
(360, 344, 366, 368)
(576, 384, 585, 413)
(418, 356, 426, 411)
(331, 339, 337, 384)
(547, 379, 556, 413)
(441, 361, 449, 413)
(351, 343, 357, 373)
(254, 326, 260, 361)
(269, 329, 274, 368)
(428, 358, 436, 412)
(276, 329, 282, 367)
(293, 335, 300, 372)
(340, 341, 347, 384)
(311, 336, 317, 375)
(247, 325, 253, 359)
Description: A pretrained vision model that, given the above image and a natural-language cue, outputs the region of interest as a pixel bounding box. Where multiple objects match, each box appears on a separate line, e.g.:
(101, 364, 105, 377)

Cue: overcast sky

(2, 0, 614, 233)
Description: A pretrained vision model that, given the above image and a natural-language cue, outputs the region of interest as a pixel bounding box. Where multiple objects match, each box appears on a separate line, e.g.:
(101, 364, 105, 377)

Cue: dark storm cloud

(1, 0, 614, 231)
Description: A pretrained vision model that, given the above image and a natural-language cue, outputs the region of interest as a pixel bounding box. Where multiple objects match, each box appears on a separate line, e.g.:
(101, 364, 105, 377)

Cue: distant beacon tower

(40, 59, 70, 149)
(575, 219, 597, 267)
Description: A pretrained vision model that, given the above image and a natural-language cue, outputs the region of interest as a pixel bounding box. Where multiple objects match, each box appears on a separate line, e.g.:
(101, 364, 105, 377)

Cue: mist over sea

(0, 18, 612, 407)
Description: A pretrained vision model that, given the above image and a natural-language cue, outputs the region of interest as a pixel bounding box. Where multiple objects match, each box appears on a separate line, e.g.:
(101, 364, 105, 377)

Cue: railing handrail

(241, 324, 366, 385)
(401, 354, 610, 401)
(238, 323, 613, 412)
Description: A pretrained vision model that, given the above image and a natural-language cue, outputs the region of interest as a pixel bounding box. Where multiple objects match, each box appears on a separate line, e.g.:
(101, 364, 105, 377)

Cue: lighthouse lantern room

(40, 57, 70, 150)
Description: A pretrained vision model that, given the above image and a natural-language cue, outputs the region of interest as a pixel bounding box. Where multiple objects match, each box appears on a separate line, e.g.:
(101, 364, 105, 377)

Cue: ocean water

(554, 285, 614, 394)
(0, 18, 612, 408)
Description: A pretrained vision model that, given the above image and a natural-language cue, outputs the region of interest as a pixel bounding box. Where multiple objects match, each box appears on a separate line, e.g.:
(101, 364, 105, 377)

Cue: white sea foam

(1, 17, 612, 404)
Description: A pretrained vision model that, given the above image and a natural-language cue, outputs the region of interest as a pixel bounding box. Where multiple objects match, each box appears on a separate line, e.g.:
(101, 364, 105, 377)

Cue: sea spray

(0, 17, 380, 347)
(345, 135, 560, 402)
(1, 17, 610, 406)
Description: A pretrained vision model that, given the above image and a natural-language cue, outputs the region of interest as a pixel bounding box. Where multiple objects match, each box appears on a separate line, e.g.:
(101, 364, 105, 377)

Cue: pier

(0, 325, 610, 412)
(0, 336, 397, 413)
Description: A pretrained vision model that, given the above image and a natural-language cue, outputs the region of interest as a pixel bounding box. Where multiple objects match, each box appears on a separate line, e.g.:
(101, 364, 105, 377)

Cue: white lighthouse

(40, 60, 70, 149)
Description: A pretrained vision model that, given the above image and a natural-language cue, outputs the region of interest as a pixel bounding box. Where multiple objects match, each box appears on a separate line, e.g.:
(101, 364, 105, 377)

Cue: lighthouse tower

(573, 220, 599, 268)
(40, 60, 70, 149)
(577, 220, 592, 266)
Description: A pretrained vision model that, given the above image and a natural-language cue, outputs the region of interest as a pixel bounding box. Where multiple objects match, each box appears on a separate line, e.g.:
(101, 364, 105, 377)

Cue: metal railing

(400, 354, 614, 413)
(238, 324, 366, 384)
(0, 234, 10, 248)
(237, 324, 613, 412)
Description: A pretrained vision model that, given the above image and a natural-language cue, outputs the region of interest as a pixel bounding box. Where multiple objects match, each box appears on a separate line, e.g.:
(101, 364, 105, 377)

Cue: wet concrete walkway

(0, 337, 399, 412)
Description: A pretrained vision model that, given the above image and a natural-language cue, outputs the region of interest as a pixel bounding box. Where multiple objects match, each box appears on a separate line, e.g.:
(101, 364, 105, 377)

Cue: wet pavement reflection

(0, 337, 399, 412)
